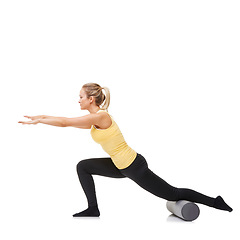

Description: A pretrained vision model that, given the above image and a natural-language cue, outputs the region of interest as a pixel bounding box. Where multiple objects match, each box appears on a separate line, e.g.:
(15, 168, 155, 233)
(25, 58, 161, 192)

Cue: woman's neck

(88, 105, 100, 114)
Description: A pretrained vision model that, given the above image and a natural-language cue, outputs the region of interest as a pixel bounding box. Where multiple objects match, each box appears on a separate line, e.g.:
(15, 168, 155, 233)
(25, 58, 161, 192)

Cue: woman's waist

(102, 141, 132, 155)
(109, 149, 137, 169)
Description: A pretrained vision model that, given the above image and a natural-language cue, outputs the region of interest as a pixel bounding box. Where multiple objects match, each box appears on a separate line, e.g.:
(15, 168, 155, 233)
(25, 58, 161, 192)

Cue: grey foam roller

(166, 200, 200, 221)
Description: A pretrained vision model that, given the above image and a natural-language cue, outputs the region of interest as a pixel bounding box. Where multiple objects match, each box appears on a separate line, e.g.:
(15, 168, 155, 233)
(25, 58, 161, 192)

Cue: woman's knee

(76, 160, 89, 173)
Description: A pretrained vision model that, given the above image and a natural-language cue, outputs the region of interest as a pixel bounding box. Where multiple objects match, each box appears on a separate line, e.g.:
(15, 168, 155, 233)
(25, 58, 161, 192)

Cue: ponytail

(101, 87, 110, 111)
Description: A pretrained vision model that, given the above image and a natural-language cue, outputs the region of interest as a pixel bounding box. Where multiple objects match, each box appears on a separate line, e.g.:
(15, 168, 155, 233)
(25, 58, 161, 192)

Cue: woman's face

(79, 88, 91, 110)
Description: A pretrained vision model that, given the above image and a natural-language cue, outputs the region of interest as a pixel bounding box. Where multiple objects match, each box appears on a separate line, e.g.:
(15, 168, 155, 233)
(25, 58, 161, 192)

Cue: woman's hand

(18, 116, 41, 125)
(18, 115, 66, 127)
(23, 115, 45, 120)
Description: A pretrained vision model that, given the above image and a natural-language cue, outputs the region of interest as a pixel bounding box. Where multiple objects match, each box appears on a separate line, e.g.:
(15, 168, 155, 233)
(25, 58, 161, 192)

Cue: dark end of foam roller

(181, 202, 200, 221)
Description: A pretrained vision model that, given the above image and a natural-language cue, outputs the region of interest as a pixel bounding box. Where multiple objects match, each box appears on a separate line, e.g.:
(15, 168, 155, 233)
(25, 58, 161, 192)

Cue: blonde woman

(19, 83, 232, 217)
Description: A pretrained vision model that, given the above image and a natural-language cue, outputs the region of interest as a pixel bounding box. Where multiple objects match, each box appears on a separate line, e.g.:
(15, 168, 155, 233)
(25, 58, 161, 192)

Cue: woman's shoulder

(97, 110, 111, 116)
(95, 110, 113, 129)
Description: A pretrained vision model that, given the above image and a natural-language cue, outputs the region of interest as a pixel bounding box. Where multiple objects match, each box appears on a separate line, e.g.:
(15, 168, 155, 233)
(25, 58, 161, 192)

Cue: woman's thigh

(77, 157, 126, 178)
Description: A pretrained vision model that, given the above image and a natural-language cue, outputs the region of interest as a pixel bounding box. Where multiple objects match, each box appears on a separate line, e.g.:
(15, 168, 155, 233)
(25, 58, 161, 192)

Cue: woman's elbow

(61, 118, 69, 127)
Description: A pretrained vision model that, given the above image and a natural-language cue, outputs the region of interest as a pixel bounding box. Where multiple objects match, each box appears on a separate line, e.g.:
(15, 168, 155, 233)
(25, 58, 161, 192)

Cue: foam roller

(166, 200, 200, 221)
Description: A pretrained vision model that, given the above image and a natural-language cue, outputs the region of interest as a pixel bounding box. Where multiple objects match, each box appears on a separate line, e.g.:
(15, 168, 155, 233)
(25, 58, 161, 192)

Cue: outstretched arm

(18, 115, 68, 127)
(18, 113, 109, 129)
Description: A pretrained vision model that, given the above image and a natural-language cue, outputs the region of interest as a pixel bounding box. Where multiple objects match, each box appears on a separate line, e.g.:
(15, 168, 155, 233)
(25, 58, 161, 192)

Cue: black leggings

(76, 153, 215, 208)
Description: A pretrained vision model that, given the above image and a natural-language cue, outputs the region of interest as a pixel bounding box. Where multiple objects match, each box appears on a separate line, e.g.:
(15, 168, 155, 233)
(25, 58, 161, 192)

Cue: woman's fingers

(18, 119, 39, 124)
(18, 121, 27, 124)
(24, 115, 43, 120)
(19, 116, 41, 124)
(18, 120, 31, 124)
(19, 116, 35, 124)
(24, 115, 33, 119)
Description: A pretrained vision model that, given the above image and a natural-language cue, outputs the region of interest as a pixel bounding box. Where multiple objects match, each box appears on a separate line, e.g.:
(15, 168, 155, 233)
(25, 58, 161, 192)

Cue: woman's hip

(120, 153, 148, 178)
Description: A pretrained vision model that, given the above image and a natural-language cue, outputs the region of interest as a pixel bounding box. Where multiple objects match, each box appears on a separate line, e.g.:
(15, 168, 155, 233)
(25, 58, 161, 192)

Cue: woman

(19, 83, 232, 217)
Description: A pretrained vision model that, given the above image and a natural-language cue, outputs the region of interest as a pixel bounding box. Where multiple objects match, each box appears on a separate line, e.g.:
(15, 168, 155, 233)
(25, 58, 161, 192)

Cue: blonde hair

(82, 83, 110, 111)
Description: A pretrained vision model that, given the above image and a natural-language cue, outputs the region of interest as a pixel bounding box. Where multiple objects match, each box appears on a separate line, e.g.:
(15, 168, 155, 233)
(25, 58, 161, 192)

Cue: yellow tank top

(90, 111, 137, 169)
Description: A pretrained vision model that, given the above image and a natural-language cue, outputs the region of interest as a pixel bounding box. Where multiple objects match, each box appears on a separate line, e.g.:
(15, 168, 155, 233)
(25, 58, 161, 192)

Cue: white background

(1, 0, 239, 239)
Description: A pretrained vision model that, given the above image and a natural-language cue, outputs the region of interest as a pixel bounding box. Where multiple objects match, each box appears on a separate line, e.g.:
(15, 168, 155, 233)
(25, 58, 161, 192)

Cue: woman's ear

(89, 96, 94, 104)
